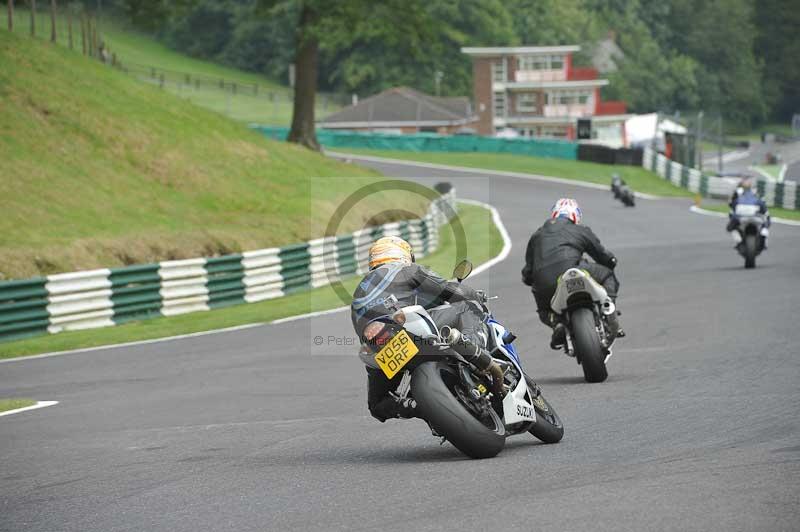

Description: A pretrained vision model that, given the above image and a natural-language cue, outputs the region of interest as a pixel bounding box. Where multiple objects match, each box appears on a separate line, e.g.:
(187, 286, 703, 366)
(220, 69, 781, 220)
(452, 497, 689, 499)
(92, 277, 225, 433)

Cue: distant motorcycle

(733, 203, 767, 269)
(611, 175, 635, 207)
(550, 268, 621, 382)
(358, 260, 564, 459)
(611, 174, 623, 198)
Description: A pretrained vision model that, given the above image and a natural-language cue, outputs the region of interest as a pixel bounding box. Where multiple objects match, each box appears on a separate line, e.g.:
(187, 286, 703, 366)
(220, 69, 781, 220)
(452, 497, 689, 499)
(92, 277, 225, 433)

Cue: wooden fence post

(80, 11, 86, 55)
(67, 8, 72, 49)
(49, 0, 56, 43)
(30, 0, 36, 36)
(90, 15, 96, 57)
(7, 0, 13, 31)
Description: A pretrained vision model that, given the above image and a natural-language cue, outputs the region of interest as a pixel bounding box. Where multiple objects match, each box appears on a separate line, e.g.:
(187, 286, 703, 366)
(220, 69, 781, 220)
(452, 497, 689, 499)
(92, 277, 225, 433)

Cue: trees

(119, 0, 796, 134)
(255, 0, 433, 150)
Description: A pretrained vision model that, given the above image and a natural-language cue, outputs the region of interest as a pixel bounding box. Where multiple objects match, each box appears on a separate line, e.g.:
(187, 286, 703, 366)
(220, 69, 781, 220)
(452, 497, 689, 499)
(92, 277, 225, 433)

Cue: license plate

(566, 277, 585, 293)
(374, 329, 419, 379)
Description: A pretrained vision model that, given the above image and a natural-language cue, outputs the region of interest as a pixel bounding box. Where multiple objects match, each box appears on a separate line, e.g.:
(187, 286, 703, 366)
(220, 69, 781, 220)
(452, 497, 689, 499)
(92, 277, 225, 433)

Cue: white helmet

(550, 198, 582, 224)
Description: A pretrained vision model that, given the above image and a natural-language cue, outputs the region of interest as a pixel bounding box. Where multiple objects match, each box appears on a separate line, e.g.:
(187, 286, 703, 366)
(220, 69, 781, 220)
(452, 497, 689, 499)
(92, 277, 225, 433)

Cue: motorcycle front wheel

(524, 375, 564, 443)
(571, 307, 609, 383)
(744, 234, 757, 269)
(411, 361, 506, 459)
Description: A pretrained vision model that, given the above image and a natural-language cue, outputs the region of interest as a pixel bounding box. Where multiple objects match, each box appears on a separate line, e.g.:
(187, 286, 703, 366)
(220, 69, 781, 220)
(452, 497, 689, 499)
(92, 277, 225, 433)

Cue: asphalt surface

(2, 160, 800, 532)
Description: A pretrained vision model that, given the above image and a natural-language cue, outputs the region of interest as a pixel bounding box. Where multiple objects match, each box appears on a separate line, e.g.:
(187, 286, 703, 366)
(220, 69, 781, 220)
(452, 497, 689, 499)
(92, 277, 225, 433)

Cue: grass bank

(0, 399, 36, 413)
(7, 9, 339, 124)
(0, 202, 504, 359)
(337, 149, 694, 197)
(0, 30, 425, 279)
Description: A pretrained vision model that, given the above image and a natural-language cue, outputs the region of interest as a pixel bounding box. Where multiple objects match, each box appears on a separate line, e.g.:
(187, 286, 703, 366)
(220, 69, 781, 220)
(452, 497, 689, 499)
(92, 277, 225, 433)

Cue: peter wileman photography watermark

(299, 175, 495, 357)
(319, 178, 466, 306)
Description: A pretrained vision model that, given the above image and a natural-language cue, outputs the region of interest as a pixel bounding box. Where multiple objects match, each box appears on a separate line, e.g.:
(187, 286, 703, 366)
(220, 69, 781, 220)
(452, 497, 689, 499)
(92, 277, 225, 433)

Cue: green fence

(254, 127, 578, 160)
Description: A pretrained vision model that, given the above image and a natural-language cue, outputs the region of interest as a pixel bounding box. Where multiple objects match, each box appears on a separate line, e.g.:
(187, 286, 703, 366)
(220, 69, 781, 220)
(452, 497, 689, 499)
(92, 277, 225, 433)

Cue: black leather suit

(521, 217, 619, 325)
(351, 262, 488, 421)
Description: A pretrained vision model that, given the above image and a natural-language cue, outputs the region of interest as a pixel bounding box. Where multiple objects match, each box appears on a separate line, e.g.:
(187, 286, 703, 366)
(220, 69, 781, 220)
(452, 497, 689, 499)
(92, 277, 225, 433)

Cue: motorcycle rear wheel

(744, 234, 757, 269)
(524, 375, 564, 443)
(571, 307, 608, 383)
(412, 361, 506, 459)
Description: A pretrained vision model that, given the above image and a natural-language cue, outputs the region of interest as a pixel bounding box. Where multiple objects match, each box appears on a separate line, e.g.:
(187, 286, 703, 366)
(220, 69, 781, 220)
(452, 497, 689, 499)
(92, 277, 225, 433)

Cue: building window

(493, 91, 506, 117)
(492, 59, 506, 82)
(516, 93, 538, 112)
(546, 90, 591, 106)
(518, 54, 566, 71)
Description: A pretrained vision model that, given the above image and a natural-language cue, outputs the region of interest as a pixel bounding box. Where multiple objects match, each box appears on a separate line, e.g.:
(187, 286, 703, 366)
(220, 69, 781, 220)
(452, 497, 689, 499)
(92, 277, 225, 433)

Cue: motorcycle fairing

(550, 267, 609, 314)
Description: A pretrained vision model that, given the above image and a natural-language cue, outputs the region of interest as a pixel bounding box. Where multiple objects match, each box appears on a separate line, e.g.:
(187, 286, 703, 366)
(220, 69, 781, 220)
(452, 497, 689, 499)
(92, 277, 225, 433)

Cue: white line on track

(329, 151, 664, 200)
(0, 323, 266, 364)
(690, 205, 800, 226)
(0, 401, 58, 417)
(4, 201, 511, 361)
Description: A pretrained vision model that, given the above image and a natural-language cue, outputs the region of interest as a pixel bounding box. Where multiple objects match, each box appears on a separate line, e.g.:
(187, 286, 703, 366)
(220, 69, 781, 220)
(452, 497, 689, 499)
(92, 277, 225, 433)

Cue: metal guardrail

(643, 148, 798, 208)
(0, 192, 455, 343)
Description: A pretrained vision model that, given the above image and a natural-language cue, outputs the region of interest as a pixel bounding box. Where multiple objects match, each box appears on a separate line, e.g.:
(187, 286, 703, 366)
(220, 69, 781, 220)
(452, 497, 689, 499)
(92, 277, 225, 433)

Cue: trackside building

(462, 45, 629, 145)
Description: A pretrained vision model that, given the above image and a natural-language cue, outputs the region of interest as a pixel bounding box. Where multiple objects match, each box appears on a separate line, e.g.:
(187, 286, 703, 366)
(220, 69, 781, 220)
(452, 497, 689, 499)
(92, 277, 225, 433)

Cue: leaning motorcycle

(358, 260, 563, 459)
(550, 268, 620, 383)
(732, 203, 767, 269)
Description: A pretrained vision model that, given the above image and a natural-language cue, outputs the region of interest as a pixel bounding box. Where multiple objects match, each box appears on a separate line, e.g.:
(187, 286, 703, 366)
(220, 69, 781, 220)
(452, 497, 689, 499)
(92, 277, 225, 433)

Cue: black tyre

(524, 375, 564, 443)
(411, 361, 506, 459)
(571, 307, 608, 383)
(744, 234, 757, 269)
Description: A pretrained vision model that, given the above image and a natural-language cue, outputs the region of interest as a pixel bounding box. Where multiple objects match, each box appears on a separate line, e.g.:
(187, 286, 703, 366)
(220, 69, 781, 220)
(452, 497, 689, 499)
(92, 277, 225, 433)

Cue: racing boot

(550, 322, 567, 350)
(605, 311, 625, 339)
(367, 368, 417, 422)
(442, 327, 506, 396)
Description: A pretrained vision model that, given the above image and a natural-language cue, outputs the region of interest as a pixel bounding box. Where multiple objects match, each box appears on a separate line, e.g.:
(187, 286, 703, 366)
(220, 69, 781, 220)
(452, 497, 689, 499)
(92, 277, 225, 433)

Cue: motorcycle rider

(727, 177, 770, 249)
(351, 236, 505, 422)
(521, 198, 623, 349)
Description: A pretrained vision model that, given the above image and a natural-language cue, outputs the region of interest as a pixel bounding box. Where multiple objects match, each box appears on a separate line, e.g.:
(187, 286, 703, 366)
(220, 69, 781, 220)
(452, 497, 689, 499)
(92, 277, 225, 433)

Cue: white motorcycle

(358, 260, 563, 459)
(550, 268, 620, 382)
(732, 203, 768, 269)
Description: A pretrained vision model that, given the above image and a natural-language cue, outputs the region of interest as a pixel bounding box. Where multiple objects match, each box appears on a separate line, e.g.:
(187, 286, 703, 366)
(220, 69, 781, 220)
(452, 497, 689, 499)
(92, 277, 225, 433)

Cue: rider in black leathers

(352, 236, 504, 422)
(521, 199, 622, 348)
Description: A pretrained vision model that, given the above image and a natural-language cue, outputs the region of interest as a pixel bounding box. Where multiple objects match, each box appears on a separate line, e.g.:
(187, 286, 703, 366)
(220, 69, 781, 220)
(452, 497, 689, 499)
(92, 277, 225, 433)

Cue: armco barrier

(643, 148, 798, 209)
(0, 192, 456, 343)
(255, 126, 578, 160)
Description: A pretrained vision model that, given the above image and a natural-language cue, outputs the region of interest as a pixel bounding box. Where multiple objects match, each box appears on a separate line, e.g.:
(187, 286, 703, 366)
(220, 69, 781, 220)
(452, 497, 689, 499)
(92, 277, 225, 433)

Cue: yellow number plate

(374, 329, 419, 379)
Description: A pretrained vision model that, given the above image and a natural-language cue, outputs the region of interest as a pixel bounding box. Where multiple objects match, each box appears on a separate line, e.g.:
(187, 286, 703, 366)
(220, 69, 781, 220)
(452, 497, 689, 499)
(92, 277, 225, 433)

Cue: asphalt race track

(2, 160, 799, 532)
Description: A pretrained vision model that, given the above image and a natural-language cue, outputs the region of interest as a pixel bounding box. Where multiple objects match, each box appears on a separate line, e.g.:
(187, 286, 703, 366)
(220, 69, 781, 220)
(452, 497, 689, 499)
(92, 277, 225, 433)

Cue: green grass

(6, 9, 341, 124)
(339, 149, 695, 197)
(0, 30, 427, 279)
(752, 165, 782, 179)
(0, 399, 36, 412)
(701, 203, 800, 221)
(0, 202, 503, 359)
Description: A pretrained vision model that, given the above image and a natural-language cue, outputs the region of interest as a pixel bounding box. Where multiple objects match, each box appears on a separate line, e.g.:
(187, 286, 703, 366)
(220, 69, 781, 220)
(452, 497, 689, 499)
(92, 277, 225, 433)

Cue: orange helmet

(368, 236, 414, 270)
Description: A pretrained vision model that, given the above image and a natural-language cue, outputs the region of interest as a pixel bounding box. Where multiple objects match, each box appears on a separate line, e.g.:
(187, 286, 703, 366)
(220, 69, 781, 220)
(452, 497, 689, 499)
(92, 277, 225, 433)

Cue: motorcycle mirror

(453, 260, 473, 282)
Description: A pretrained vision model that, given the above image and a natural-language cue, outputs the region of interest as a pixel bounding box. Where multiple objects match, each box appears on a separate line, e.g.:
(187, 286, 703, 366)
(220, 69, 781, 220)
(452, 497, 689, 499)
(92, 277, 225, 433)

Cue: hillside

(8, 9, 341, 124)
(0, 30, 426, 280)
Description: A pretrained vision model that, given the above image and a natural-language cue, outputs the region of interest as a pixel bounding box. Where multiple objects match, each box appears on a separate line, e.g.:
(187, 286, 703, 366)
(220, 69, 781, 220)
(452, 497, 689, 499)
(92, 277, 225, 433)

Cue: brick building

(462, 45, 629, 144)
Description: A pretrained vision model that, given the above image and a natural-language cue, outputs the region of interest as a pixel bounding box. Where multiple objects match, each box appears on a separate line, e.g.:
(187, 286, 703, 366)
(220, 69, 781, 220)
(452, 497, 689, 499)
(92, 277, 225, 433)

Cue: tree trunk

(287, 4, 320, 151)
(30, 0, 35, 36)
(50, 0, 56, 43)
(7, 0, 13, 31)
(80, 12, 86, 55)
